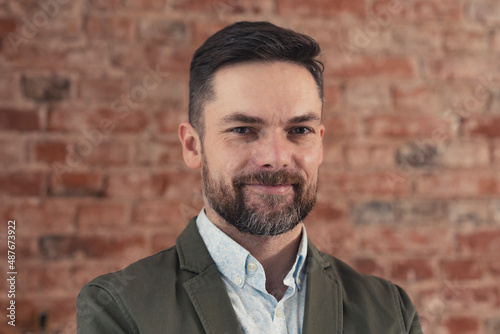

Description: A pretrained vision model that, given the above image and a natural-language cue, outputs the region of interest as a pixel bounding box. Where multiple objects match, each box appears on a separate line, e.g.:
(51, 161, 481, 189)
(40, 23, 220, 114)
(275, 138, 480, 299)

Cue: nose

(252, 130, 292, 170)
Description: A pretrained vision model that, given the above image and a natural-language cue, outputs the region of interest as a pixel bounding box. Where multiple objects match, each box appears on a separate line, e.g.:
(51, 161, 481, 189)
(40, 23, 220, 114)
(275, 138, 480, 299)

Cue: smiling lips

(246, 183, 294, 194)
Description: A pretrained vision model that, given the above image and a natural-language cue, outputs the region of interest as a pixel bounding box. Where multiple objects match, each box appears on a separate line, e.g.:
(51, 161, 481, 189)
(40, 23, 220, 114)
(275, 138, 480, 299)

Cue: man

(77, 21, 423, 333)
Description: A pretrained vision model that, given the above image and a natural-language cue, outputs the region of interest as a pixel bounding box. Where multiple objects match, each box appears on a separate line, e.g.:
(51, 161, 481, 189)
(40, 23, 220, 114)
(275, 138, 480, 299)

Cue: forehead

(205, 61, 322, 123)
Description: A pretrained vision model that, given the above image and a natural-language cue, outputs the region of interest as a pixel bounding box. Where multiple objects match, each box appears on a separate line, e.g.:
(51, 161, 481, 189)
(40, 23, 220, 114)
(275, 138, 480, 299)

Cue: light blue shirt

(196, 209, 308, 334)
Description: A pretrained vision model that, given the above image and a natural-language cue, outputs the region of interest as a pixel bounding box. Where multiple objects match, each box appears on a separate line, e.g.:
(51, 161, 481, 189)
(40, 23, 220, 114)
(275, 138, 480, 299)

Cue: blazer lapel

(177, 217, 244, 334)
(302, 242, 343, 334)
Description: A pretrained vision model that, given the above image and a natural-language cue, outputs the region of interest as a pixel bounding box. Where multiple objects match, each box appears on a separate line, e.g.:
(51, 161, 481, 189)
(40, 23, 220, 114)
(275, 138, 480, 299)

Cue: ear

(178, 121, 202, 169)
(318, 124, 325, 165)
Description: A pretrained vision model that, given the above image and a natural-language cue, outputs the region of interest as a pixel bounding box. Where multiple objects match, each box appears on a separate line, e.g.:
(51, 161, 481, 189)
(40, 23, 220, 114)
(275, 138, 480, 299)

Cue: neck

(204, 206, 303, 300)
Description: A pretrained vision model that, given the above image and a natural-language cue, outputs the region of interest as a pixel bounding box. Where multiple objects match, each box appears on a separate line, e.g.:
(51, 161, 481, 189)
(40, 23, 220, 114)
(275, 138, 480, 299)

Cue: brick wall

(1, 0, 499, 333)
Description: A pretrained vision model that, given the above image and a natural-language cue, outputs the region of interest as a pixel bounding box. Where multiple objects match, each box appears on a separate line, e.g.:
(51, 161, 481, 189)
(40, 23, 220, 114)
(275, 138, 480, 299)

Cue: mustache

(233, 170, 305, 187)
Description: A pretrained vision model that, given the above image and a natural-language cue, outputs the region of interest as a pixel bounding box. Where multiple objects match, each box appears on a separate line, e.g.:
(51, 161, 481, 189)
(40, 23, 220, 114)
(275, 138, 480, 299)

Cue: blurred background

(0, 0, 499, 333)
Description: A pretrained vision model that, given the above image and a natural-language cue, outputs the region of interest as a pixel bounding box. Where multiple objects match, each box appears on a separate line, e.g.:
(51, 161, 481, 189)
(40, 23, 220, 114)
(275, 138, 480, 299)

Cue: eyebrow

(218, 111, 321, 126)
(218, 112, 265, 126)
(287, 112, 321, 124)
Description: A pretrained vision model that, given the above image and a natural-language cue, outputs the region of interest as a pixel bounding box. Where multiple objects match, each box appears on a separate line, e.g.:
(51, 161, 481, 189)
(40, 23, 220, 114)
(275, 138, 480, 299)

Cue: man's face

(201, 61, 325, 236)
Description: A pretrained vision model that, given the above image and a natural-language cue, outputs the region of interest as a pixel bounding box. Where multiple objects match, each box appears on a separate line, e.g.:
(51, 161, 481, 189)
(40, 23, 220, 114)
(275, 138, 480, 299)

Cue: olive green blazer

(77, 217, 422, 333)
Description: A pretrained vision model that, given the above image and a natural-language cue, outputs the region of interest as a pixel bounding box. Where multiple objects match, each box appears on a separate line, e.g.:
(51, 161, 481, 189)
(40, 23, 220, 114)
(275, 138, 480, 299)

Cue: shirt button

(297, 278, 302, 286)
(235, 276, 243, 285)
(248, 262, 258, 271)
(276, 307, 283, 318)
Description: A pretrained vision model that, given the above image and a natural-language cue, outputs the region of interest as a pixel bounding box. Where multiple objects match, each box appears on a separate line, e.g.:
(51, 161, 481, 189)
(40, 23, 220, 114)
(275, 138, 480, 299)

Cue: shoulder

(310, 247, 421, 332)
(84, 245, 179, 294)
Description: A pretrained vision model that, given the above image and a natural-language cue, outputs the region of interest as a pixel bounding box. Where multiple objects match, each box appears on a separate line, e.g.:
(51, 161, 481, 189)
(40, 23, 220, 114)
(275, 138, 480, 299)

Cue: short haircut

(189, 21, 324, 139)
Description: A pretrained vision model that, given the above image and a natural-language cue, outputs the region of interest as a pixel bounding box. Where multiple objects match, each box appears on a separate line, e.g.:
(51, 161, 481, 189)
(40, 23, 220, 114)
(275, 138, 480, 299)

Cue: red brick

(327, 56, 414, 79)
(494, 141, 500, 168)
(93, 108, 148, 132)
(415, 172, 500, 197)
(323, 84, 341, 111)
(426, 56, 497, 80)
(392, 24, 442, 56)
(351, 201, 395, 224)
(109, 44, 148, 69)
(49, 172, 104, 197)
(391, 258, 434, 281)
(277, 0, 365, 17)
(0, 172, 44, 197)
(136, 139, 184, 166)
(320, 141, 345, 171)
(444, 316, 480, 334)
(440, 140, 490, 168)
(20, 200, 77, 234)
(81, 141, 130, 167)
(366, 114, 449, 138)
(31, 140, 69, 163)
(124, 0, 166, 9)
(156, 109, 187, 134)
(372, 0, 410, 20)
(36, 17, 81, 39)
(48, 107, 148, 133)
(345, 142, 395, 170)
(448, 200, 488, 225)
(0, 17, 17, 35)
(492, 200, 500, 225)
(151, 229, 183, 253)
(39, 234, 146, 259)
(86, 16, 135, 41)
(133, 199, 196, 225)
(192, 21, 229, 46)
(0, 73, 15, 101)
(161, 171, 202, 201)
(77, 202, 129, 229)
(352, 258, 385, 277)
(393, 83, 440, 113)
(414, 0, 462, 21)
(440, 259, 484, 280)
(305, 198, 347, 223)
(359, 226, 453, 255)
(438, 80, 491, 114)
(0, 138, 23, 166)
(174, 0, 270, 16)
(84, 0, 122, 10)
(494, 29, 500, 52)
(397, 199, 447, 224)
(105, 172, 167, 198)
(138, 20, 187, 45)
(307, 224, 356, 256)
(444, 25, 489, 53)
(322, 114, 362, 137)
(468, 1, 500, 24)
(20, 264, 74, 292)
(464, 116, 500, 138)
(0, 108, 40, 131)
(79, 78, 124, 101)
(345, 82, 391, 110)
(459, 230, 500, 254)
(152, 48, 193, 75)
(489, 260, 500, 277)
(484, 318, 500, 334)
(321, 171, 411, 196)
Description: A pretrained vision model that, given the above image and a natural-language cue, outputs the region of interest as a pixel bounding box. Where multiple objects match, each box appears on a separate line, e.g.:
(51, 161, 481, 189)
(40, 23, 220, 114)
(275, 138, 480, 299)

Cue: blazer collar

(302, 241, 343, 334)
(176, 217, 343, 334)
(176, 217, 244, 334)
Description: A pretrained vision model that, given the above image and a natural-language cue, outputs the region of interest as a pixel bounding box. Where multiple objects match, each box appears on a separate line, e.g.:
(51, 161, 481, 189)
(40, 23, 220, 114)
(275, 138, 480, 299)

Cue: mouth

(245, 183, 294, 195)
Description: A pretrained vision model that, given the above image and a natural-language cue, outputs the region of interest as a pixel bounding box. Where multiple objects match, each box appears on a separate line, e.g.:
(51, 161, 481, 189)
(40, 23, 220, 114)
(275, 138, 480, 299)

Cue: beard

(202, 157, 318, 236)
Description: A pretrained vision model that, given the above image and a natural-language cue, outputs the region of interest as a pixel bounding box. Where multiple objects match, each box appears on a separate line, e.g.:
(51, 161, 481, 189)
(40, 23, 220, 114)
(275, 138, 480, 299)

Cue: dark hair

(189, 21, 324, 138)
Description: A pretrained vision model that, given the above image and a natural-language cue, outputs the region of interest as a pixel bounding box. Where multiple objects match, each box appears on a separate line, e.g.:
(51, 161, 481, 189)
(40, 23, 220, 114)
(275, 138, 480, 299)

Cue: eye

(290, 127, 312, 135)
(231, 127, 252, 134)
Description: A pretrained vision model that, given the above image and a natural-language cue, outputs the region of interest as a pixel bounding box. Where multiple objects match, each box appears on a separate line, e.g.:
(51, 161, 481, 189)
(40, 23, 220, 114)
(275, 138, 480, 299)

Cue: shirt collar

(196, 208, 308, 290)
